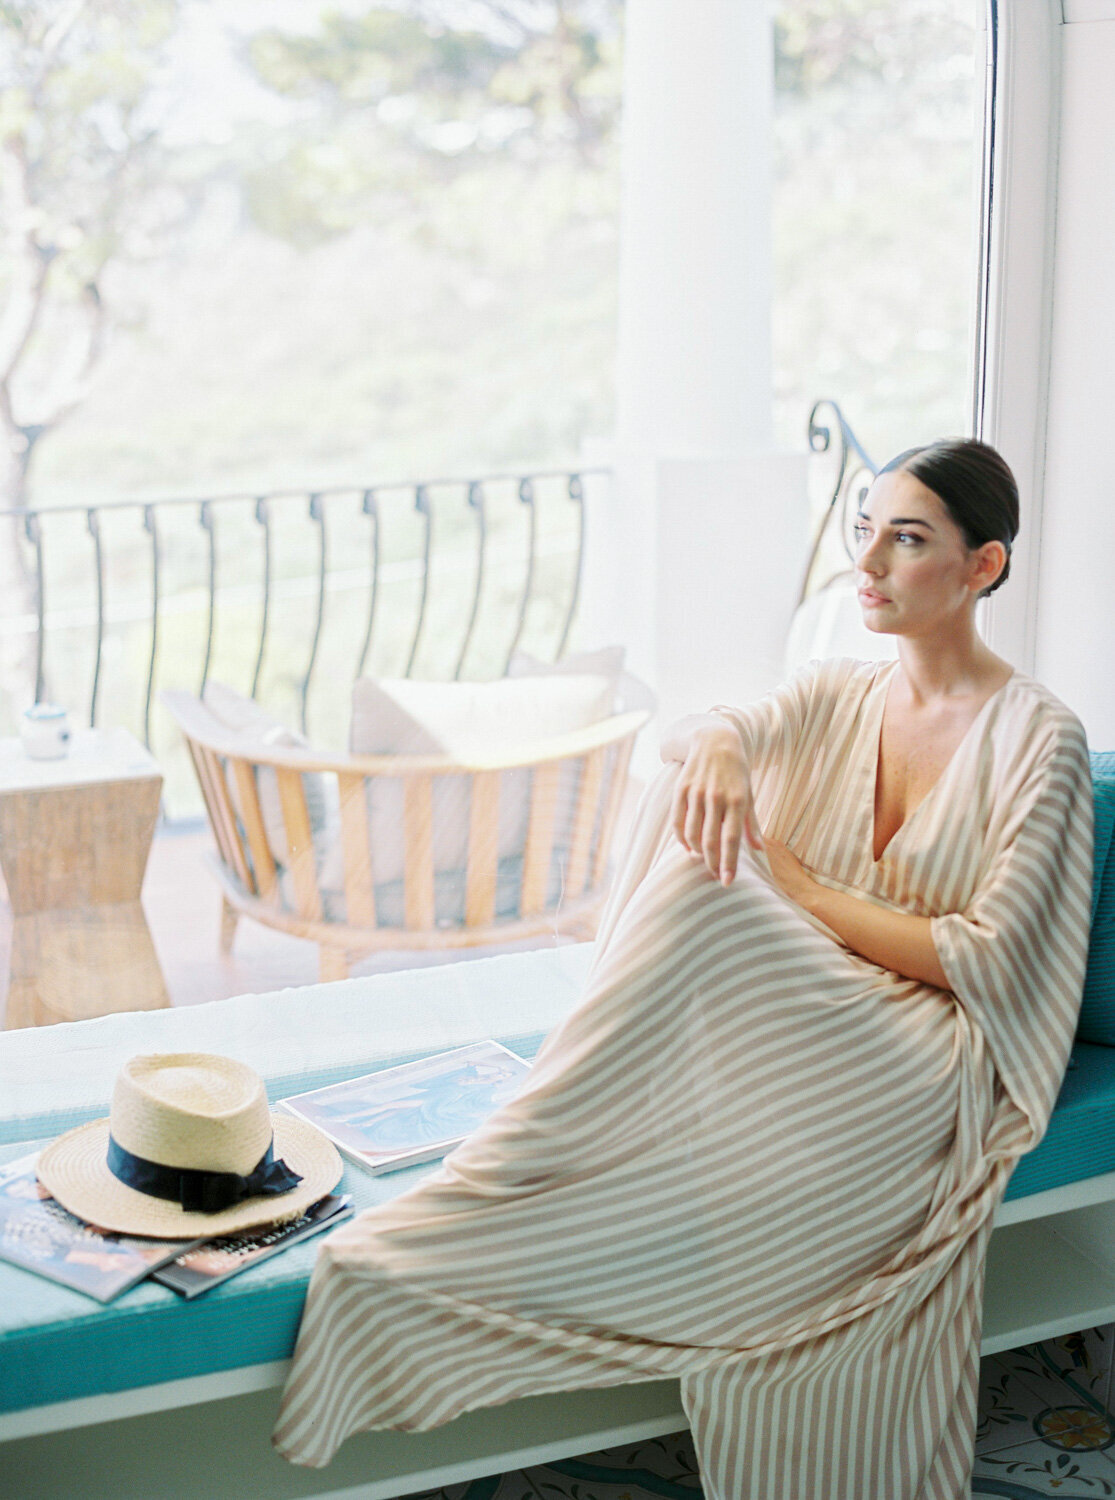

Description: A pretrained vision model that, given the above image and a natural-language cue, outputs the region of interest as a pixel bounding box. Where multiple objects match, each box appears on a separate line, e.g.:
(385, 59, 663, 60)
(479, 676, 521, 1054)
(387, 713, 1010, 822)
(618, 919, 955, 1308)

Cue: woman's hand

(764, 841, 951, 988)
(763, 838, 818, 907)
(669, 722, 762, 885)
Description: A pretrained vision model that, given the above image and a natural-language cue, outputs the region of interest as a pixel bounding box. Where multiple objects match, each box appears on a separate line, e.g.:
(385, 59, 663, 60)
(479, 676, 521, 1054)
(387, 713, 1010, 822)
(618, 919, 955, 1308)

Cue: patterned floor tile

(977, 1354, 1079, 1456)
(972, 1439, 1115, 1496)
(971, 1331, 1115, 1497)
(996, 1344, 1115, 1443)
(400, 1329, 1115, 1499)
(1038, 1329, 1115, 1411)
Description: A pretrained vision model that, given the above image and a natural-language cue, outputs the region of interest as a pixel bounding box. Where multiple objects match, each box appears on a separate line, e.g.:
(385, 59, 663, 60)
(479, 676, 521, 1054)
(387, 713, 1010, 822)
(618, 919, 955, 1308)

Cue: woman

(273, 439, 1093, 1500)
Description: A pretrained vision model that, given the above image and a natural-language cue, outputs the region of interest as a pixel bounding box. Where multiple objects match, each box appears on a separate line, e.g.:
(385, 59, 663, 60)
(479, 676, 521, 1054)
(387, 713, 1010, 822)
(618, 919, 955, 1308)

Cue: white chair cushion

(349, 673, 618, 760)
(342, 673, 619, 893)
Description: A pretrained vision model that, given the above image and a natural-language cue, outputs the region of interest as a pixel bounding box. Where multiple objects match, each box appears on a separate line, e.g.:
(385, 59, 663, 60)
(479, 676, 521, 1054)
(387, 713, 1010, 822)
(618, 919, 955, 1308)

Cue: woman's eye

(895, 531, 923, 545)
(852, 523, 869, 541)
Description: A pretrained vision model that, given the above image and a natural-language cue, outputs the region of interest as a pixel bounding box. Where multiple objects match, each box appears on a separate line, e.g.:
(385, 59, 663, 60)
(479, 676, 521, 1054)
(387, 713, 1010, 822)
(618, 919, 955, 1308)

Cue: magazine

(278, 1039, 532, 1174)
(0, 1152, 205, 1303)
(152, 1193, 353, 1298)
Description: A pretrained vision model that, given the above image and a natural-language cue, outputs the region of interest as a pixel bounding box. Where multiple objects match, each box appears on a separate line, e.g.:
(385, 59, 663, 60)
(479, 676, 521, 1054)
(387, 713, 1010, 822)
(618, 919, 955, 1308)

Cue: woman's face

(854, 468, 1003, 637)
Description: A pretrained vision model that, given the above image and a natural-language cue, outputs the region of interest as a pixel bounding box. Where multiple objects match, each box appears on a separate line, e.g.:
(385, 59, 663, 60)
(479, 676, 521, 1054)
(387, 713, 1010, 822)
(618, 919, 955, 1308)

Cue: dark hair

(876, 437, 1019, 596)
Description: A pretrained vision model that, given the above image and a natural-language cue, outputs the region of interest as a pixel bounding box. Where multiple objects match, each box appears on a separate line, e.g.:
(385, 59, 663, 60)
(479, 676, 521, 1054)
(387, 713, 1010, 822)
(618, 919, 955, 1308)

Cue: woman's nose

(857, 536, 886, 575)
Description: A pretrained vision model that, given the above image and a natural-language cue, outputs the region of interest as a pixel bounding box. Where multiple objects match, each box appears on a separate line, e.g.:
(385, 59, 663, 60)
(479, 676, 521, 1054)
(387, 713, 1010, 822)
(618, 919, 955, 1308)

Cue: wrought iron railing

(0, 409, 878, 818)
(0, 468, 598, 765)
(798, 398, 879, 605)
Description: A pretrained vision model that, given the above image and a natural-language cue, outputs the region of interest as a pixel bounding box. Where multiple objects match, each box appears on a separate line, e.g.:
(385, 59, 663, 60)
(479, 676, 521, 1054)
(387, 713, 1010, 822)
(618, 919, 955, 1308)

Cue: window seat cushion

(1006, 1040, 1115, 1199)
(2, 934, 1113, 1418)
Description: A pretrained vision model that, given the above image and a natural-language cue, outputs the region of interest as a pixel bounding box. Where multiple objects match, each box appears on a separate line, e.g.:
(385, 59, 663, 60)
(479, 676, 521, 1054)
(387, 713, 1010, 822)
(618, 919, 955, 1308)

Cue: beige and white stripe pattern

(273, 657, 1093, 1498)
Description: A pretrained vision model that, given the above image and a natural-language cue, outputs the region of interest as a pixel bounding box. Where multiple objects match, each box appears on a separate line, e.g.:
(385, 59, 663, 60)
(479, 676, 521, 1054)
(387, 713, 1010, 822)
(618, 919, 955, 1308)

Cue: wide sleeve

(709, 656, 862, 773)
(931, 710, 1094, 1150)
(592, 658, 864, 958)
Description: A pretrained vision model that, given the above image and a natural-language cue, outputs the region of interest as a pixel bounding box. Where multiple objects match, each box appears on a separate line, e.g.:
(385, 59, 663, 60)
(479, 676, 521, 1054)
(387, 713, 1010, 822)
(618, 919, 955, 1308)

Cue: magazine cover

(152, 1193, 353, 1298)
(0, 1152, 204, 1303)
(279, 1039, 532, 1173)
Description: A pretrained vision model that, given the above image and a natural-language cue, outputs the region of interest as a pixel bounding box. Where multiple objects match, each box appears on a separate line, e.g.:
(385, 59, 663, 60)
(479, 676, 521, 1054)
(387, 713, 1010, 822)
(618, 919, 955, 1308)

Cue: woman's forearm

(800, 882, 951, 990)
(660, 713, 742, 764)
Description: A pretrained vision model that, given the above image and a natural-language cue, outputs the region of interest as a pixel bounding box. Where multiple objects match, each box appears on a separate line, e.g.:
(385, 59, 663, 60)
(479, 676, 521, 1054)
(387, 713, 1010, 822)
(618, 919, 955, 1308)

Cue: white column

(1031, 17, 1115, 749)
(581, 0, 808, 767)
(615, 0, 774, 453)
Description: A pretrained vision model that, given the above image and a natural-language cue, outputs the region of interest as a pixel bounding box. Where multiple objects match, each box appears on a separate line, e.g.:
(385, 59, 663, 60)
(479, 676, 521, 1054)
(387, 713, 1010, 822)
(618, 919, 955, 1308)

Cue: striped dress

(272, 657, 1094, 1499)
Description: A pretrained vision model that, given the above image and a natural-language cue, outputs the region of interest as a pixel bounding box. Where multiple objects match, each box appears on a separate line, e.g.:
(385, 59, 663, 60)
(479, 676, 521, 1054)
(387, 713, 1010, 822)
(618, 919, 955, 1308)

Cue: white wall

(1034, 17, 1115, 748)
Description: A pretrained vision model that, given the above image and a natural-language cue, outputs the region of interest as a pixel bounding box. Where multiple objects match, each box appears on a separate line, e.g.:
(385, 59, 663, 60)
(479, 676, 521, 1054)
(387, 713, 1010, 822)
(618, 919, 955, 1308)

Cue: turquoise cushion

(1075, 753, 1115, 1044)
(1006, 1041, 1115, 1199)
(8, 901, 1115, 1416)
(1, 1027, 1108, 1414)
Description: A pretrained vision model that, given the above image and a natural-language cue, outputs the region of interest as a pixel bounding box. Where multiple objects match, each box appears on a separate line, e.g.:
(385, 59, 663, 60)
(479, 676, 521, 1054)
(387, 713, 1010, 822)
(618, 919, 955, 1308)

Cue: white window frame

(976, 0, 1064, 673)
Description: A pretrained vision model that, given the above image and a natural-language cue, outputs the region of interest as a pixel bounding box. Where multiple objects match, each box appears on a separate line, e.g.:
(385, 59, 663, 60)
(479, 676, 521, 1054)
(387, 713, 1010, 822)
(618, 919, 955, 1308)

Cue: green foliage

(249, 11, 500, 101)
(772, 0, 978, 463)
(237, 1, 620, 247)
(0, 0, 189, 457)
(775, 0, 977, 95)
(1, 0, 179, 229)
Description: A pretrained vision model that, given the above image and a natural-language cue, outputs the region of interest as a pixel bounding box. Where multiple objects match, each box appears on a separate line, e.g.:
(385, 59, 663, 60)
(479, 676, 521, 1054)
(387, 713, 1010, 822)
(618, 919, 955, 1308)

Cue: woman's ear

(971, 539, 1008, 594)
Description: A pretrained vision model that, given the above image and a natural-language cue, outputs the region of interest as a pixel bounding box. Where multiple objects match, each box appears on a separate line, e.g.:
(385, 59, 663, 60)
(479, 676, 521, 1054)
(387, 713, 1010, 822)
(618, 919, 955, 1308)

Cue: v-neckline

(869, 662, 1016, 866)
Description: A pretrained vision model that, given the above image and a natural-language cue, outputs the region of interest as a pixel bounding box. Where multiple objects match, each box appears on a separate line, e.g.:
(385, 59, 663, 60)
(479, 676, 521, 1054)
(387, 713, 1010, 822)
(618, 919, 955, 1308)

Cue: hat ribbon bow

(106, 1134, 303, 1214)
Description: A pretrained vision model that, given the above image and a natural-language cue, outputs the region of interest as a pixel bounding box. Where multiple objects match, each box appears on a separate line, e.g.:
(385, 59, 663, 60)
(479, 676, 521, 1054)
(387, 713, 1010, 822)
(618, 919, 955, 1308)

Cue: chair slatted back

(403, 774, 436, 930)
(565, 745, 606, 898)
(195, 744, 255, 896)
(228, 757, 278, 903)
(337, 771, 376, 927)
(465, 770, 501, 928)
(520, 762, 562, 917)
(162, 689, 651, 974)
(275, 768, 322, 921)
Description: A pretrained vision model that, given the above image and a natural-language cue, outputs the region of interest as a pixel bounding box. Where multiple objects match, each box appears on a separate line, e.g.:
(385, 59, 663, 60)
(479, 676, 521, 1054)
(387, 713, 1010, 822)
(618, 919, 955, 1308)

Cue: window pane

(772, 0, 983, 465)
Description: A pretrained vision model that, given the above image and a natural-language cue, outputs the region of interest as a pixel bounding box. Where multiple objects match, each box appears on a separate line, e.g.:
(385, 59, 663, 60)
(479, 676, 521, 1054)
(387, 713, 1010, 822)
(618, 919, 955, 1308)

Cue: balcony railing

(0, 468, 597, 766)
(0, 405, 874, 817)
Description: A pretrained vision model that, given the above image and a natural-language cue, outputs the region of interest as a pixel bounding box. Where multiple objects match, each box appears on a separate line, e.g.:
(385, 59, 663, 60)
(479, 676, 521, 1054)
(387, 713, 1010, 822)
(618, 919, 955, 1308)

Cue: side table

(0, 728, 170, 1028)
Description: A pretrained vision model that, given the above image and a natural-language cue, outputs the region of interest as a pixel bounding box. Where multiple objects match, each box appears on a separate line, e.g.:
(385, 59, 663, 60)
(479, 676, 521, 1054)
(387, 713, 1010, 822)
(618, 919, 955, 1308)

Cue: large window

(772, 0, 984, 465)
(0, 0, 989, 1019)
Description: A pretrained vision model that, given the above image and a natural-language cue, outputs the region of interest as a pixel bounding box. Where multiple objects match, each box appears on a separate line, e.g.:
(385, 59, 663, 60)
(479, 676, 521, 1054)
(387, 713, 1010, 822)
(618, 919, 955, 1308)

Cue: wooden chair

(162, 690, 650, 981)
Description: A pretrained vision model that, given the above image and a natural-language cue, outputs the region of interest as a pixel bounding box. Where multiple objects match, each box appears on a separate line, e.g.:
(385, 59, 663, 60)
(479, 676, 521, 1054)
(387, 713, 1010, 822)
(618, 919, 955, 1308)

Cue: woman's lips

(858, 589, 891, 605)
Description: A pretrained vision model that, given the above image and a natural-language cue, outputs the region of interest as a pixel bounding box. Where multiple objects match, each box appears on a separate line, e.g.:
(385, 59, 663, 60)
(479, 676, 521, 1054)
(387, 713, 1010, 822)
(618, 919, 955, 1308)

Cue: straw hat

(36, 1053, 343, 1239)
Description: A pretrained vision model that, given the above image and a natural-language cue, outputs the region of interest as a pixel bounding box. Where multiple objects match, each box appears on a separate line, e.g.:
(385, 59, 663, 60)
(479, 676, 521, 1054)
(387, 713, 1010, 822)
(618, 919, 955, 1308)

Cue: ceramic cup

(21, 703, 71, 760)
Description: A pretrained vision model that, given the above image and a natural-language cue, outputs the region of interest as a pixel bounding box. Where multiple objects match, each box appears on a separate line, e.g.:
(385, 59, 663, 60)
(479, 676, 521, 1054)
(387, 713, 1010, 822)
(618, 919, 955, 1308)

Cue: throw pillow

(345, 672, 619, 894)
(201, 682, 331, 873)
